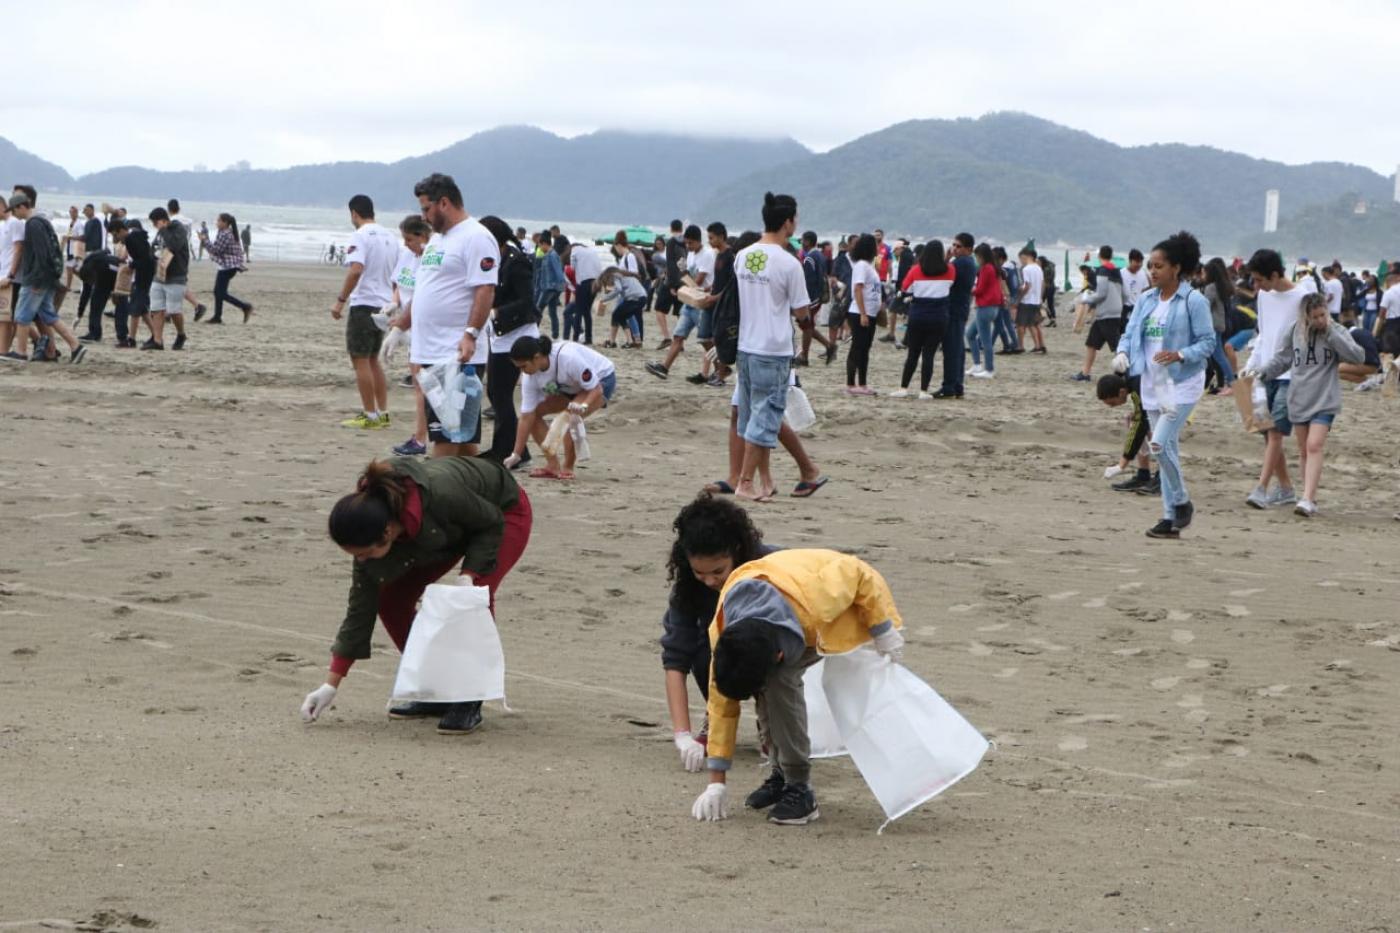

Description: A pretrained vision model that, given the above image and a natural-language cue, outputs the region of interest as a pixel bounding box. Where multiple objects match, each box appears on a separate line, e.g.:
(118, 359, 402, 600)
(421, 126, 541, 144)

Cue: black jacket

(492, 244, 537, 335)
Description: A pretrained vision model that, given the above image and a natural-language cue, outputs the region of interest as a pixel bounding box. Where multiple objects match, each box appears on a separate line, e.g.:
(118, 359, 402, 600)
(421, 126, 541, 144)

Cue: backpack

(630, 247, 651, 285)
(711, 275, 741, 366)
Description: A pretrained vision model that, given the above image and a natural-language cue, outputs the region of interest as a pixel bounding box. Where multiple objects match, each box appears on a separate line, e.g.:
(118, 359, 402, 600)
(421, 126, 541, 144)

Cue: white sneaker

(972, 370, 995, 379)
(1355, 374, 1382, 392)
(917, 392, 934, 400)
(889, 388, 910, 398)
(1294, 499, 1317, 518)
(1271, 487, 1298, 508)
(970, 365, 986, 376)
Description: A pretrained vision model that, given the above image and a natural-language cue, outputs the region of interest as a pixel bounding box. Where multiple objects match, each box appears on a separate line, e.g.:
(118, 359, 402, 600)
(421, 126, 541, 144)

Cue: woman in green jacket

(300, 455, 532, 734)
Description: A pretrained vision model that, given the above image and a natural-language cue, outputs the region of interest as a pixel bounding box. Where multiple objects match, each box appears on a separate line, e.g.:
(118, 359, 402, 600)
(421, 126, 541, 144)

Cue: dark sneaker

(792, 355, 809, 367)
(69, 345, 88, 364)
(1173, 501, 1194, 531)
(0, 351, 27, 362)
(387, 701, 451, 719)
(878, 333, 896, 343)
(706, 374, 727, 388)
(768, 782, 819, 825)
(140, 339, 164, 351)
(392, 437, 427, 456)
(645, 361, 669, 379)
(656, 339, 671, 350)
(745, 768, 786, 810)
(1113, 472, 1151, 492)
(1134, 474, 1162, 496)
(931, 390, 963, 400)
(79, 333, 101, 343)
(1070, 372, 1092, 382)
(194, 304, 206, 321)
(823, 345, 838, 365)
(172, 333, 187, 351)
(437, 701, 483, 735)
(30, 336, 52, 361)
(1146, 519, 1179, 539)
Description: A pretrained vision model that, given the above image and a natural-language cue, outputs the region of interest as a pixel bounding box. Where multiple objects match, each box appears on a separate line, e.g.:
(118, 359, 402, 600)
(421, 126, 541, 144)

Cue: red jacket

(973, 262, 1002, 307)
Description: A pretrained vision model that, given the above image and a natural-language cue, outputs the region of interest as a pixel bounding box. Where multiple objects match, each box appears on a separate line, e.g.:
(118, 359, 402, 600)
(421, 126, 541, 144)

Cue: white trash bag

(416, 362, 484, 443)
(821, 646, 988, 827)
(802, 660, 846, 759)
(784, 386, 817, 432)
(390, 580, 505, 704)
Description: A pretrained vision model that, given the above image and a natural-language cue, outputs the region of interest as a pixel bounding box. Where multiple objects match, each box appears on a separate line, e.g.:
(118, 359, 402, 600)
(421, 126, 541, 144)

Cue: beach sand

(1, 262, 1397, 932)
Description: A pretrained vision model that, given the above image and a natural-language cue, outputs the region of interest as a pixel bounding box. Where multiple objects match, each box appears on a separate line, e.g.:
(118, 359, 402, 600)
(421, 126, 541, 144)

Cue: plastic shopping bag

(416, 362, 483, 443)
(390, 580, 504, 704)
(821, 646, 988, 826)
(784, 386, 817, 432)
(803, 660, 846, 759)
(539, 412, 575, 459)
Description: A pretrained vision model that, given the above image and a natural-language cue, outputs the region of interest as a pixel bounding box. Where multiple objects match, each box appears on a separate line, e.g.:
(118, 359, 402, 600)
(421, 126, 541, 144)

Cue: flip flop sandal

(791, 477, 829, 498)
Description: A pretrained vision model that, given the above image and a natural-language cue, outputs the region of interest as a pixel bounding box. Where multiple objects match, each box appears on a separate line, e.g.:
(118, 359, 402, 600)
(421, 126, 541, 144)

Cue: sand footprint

(1058, 735, 1088, 752)
(1171, 629, 1195, 645)
(1151, 676, 1182, 690)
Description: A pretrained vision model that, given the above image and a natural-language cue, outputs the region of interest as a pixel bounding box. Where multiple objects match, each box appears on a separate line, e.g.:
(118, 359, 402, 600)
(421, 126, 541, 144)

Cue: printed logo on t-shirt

(1144, 321, 1166, 339)
(581, 369, 592, 382)
(480, 257, 495, 272)
(420, 246, 443, 268)
(744, 251, 768, 274)
(544, 380, 560, 396)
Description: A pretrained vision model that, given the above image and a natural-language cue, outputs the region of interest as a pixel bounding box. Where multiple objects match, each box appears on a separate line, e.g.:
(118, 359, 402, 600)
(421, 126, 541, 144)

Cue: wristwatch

(464, 326, 481, 339)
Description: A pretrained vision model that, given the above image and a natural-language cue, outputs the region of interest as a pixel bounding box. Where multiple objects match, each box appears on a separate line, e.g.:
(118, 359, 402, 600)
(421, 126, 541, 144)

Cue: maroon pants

(376, 489, 533, 652)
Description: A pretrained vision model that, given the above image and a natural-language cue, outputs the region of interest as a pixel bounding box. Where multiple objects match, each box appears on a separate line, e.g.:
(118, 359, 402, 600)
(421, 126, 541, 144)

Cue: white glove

(1104, 464, 1125, 480)
(567, 402, 588, 416)
(691, 783, 729, 821)
(379, 326, 408, 365)
(872, 626, 905, 662)
(503, 453, 521, 470)
(1112, 351, 1129, 374)
(1239, 369, 1260, 381)
(370, 312, 391, 332)
(300, 683, 337, 722)
(674, 731, 705, 772)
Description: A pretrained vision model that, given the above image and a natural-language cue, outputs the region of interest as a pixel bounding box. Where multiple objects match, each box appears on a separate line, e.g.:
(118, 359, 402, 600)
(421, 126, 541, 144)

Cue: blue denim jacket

(1123, 283, 1216, 382)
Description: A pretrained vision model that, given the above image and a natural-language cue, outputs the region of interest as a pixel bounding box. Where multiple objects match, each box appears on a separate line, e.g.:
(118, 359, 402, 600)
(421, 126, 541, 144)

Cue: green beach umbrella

(619, 225, 658, 245)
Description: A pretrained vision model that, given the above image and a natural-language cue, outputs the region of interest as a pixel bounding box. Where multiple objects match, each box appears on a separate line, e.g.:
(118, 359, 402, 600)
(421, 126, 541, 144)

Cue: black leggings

(901, 315, 947, 390)
(212, 268, 250, 321)
(846, 314, 877, 386)
(487, 351, 522, 460)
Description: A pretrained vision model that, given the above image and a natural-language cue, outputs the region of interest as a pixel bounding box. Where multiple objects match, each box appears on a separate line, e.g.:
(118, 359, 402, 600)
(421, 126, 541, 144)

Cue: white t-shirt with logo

(1020, 262, 1044, 305)
(344, 222, 400, 307)
(1323, 278, 1344, 317)
(1138, 295, 1205, 410)
(1251, 278, 1316, 382)
(392, 246, 418, 307)
(409, 217, 499, 365)
(848, 259, 881, 319)
(520, 341, 616, 414)
(1122, 267, 1149, 306)
(735, 242, 810, 357)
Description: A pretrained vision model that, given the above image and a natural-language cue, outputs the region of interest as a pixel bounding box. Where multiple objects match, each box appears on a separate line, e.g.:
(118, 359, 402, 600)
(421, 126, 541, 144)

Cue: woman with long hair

(299, 455, 532, 734)
(892, 239, 954, 397)
(198, 213, 253, 324)
(661, 494, 777, 770)
(845, 233, 881, 395)
(478, 215, 540, 465)
(1115, 231, 1215, 539)
(1201, 256, 1237, 396)
(966, 242, 1003, 378)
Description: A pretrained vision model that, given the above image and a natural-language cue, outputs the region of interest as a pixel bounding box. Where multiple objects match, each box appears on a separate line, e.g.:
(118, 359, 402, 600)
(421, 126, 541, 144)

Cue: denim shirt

(1123, 283, 1216, 383)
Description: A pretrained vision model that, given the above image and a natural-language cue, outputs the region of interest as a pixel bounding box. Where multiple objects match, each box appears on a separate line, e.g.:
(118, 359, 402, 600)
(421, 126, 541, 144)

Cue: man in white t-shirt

(1121, 248, 1149, 327)
(0, 198, 19, 359)
(731, 192, 811, 503)
(409, 172, 499, 457)
(332, 194, 399, 430)
(1016, 247, 1046, 353)
(567, 237, 602, 345)
(1243, 248, 1317, 509)
(1321, 266, 1344, 320)
(1377, 265, 1400, 360)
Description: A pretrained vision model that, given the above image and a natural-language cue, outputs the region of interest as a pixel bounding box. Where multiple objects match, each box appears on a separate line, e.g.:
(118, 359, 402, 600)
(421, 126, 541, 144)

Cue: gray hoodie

(1257, 319, 1364, 422)
(1082, 270, 1123, 321)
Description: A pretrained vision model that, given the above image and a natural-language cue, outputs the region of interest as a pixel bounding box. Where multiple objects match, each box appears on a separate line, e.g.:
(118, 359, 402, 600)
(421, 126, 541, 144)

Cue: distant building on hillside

(1264, 189, 1280, 233)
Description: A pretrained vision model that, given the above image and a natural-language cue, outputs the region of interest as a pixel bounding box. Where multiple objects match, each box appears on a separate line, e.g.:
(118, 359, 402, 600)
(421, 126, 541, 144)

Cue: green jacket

(332, 457, 520, 662)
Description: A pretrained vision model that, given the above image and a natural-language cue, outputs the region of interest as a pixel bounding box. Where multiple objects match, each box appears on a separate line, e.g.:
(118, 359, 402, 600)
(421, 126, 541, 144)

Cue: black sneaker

(69, 345, 88, 364)
(823, 345, 838, 365)
(656, 338, 671, 350)
(172, 333, 187, 351)
(745, 768, 786, 810)
(194, 304, 206, 321)
(30, 336, 51, 361)
(79, 333, 101, 343)
(140, 339, 164, 351)
(645, 361, 669, 379)
(1173, 501, 1194, 532)
(878, 333, 896, 343)
(1134, 474, 1162, 496)
(931, 390, 963, 400)
(387, 701, 452, 719)
(1146, 519, 1179, 540)
(768, 782, 819, 825)
(1112, 471, 1151, 492)
(437, 701, 483, 735)
(792, 356, 809, 367)
(685, 372, 707, 385)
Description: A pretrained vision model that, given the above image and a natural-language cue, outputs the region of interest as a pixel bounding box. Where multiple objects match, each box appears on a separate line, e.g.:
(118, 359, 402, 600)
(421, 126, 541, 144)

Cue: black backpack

(712, 276, 741, 366)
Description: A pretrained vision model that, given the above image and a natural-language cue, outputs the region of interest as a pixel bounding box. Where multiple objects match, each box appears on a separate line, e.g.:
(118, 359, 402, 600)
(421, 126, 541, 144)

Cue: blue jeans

(1362, 308, 1377, 333)
(538, 289, 561, 338)
(735, 351, 790, 448)
(940, 309, 968, 394)
(1209, 331, 1234, 386)
(995, 305, 1019, 350)
(1147, 402, 1196, 519)
(566, 280, 594, 343)
(968, 305, 999, 373)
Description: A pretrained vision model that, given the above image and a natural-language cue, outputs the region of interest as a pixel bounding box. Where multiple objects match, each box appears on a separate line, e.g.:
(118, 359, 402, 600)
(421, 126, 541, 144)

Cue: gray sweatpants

(754, 647, 821, 785)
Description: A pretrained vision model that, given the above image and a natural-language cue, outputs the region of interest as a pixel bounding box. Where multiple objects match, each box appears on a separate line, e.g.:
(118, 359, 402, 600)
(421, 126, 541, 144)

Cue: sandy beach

(1, 261, 1397, 932)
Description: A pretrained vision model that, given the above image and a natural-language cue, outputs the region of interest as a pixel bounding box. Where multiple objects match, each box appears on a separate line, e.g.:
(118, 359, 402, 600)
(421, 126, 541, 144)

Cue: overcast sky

(15, 0, 1399, 179)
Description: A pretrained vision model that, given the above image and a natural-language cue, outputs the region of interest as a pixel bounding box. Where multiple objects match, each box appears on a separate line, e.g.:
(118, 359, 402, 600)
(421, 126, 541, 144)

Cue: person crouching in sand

(504, 334, 616, 480)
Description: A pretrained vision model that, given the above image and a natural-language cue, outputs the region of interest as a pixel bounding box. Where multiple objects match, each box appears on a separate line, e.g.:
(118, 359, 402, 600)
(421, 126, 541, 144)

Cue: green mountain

(696, 112, 1396, 250)
(0, 137, 73, 192)
(63, 127, 810, 221)
(1251, 195, 1400, 264)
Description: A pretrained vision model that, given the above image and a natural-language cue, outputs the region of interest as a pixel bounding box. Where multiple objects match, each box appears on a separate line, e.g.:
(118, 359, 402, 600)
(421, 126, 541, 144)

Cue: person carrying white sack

(299, 456, 532, 735)
(691, 549, 905, 826)
(505, 334, 616, 481)
(1242, 292, 1365, 518)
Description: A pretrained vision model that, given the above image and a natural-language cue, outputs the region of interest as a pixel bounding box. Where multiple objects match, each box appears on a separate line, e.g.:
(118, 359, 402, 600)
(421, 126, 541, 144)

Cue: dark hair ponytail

(760, 191, 797, 233)
(219, 213, 240, 247)
(510, 333, 552, 362)
(328, 460, 408, 548)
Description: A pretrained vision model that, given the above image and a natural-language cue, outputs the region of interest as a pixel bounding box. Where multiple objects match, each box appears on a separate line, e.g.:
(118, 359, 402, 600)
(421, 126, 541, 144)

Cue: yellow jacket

(704, 549, 903, 769)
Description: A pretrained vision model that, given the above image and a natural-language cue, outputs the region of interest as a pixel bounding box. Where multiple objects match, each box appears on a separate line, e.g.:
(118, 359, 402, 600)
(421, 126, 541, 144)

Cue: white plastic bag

(784, 386, 817, 432)
(390, 581, 505, 704)
(802, 660, 846, 759)
(821, 646, 988, 826)
(416, 362, 483, 443)
(540, 412, 573, 459)
(1152, 363, 1178, 416)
